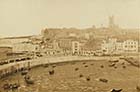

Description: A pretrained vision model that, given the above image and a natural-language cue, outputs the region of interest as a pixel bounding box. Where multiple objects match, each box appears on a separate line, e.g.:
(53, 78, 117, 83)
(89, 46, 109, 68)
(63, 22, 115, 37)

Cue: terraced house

(123, 40, 138, 53)
(101, 38, 139, 55)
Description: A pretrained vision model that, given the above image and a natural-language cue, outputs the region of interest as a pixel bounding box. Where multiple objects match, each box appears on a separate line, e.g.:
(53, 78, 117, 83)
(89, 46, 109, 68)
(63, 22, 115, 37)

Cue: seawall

(0, 56, 117, 78)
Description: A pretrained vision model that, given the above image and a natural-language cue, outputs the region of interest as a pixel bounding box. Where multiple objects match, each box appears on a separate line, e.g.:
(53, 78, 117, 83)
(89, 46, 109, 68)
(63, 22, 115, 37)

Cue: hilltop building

(108, 16, 119, 29)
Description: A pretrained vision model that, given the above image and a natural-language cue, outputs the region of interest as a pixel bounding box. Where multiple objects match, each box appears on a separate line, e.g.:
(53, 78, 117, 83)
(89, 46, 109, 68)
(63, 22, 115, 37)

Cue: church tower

(108, 15, 115, 29)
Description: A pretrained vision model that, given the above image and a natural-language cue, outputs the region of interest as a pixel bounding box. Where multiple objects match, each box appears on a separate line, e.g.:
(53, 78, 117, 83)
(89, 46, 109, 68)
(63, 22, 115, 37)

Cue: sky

(0, 0, 140, 37)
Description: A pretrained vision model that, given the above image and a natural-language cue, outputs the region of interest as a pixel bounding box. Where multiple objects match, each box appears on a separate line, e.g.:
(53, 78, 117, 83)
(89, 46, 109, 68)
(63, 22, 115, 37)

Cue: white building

(101, 38, 117, 55)
(101, 38, 138, 55)
(53, 40, 60, 50)
(123, 40, 138, 53)
(72, 41, 80, 55)
(115, 42, 124, 54)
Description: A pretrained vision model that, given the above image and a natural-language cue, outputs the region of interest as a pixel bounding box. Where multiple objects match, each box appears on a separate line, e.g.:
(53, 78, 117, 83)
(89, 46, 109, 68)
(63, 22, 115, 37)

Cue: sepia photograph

(0, 0, 140, 92)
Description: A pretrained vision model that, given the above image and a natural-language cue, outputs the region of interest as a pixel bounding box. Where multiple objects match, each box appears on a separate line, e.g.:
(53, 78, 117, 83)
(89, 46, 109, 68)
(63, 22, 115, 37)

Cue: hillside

(43, 27, 139, 50)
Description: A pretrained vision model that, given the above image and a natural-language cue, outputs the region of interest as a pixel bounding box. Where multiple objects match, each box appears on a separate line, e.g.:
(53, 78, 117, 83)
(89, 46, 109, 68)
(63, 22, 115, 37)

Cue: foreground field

(0, 59, 140, 92)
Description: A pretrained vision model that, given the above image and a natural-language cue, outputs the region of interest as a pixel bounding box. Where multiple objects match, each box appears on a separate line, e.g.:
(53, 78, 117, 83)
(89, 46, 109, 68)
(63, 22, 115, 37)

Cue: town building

(53, 40, 60, 50)
(57, 37, 77, 55)
(101, 38, 117, 55)
(115, 42, 124, 54)
(123, 40, 138, 53)
(72, 41, 81, 55)
(101, 38, 139, 55)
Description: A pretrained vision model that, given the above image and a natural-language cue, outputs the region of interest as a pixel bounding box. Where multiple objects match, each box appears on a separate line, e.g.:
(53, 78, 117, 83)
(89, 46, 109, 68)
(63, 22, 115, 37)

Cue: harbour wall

(0, 56, 117, 78)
